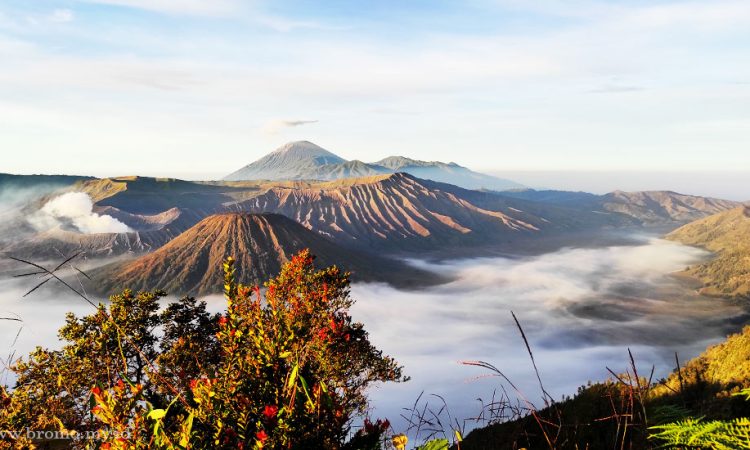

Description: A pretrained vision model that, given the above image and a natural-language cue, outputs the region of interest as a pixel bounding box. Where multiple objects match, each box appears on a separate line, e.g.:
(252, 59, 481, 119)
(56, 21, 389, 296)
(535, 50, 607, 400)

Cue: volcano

(89, 212, 443, 296)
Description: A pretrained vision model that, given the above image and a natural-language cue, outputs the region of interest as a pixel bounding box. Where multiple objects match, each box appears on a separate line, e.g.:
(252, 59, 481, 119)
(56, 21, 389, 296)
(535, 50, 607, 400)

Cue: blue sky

(0, 0, 748, 186)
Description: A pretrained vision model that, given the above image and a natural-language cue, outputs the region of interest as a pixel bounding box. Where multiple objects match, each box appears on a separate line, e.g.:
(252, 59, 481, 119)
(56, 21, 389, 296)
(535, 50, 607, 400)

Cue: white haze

(350, 238, 748, 436)
(28, 192, 131, 234)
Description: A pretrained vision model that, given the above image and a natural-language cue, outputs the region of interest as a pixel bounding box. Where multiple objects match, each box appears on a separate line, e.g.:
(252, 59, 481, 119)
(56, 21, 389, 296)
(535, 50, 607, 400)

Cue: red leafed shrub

(1, 250, 404, 450)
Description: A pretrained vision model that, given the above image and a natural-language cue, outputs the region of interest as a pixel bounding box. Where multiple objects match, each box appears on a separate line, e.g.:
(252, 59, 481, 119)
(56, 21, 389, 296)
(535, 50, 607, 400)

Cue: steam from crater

(29, 192, 131, 234)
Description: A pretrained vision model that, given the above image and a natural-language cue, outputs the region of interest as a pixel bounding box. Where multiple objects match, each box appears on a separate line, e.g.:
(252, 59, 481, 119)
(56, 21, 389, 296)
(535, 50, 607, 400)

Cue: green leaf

(148, 409, 167, 420)
(298, 374, 315, 409)
(180, 413, 194, 448)
(416, 438, 450, 450)
(287, 364, 299, 390)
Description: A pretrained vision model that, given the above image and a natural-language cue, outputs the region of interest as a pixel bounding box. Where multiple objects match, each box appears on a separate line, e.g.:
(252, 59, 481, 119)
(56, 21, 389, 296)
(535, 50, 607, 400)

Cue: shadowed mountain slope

(667, 205, 750, 298)
(90, 213, 444, 296)
(77, 176, 241, 215)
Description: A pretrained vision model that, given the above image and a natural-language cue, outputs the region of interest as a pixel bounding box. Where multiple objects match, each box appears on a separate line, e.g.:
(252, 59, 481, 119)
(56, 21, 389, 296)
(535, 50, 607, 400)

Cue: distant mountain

(601, 190, 739, 223)
(224, 141, 386, 182)
(89, 213, 444, 296)
(667, 206, 750, 298)
(501, 188, 739, 224)
(223, 141, 522, 191)
(372, 156, 523, 190)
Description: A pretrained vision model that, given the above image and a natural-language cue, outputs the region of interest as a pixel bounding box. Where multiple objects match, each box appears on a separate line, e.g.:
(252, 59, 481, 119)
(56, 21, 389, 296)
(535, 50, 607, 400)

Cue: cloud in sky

(74, 0, 241, 16)
(49, 9, 74, 23)
(588, 84, 645, 94)
(262, 119, 319, 135)
(0, 0, 748, 178)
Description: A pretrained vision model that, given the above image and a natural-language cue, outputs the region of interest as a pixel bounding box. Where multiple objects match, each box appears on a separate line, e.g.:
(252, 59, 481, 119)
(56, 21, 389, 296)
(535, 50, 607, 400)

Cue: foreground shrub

(0, 249, 404, 449)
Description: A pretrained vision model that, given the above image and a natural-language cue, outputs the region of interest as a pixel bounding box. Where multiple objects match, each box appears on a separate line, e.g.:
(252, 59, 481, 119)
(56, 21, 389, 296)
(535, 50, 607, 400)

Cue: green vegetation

(650, 391, 750, 449)
(667, 206, 750, 298)
(0, 250, 405, 449)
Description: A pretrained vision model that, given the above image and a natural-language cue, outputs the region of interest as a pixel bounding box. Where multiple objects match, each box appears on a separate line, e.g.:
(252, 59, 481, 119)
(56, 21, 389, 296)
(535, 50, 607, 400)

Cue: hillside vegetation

(459, 325, 750, 449)
(667, 205, 750, 298)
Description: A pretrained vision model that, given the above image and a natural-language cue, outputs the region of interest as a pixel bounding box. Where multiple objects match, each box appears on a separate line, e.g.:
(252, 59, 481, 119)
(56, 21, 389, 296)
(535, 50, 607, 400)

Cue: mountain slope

(373, 156, 523, 191)
(503, 189, 739, 224)
(77, 176, 241, 215)
(234, 173, 633, 251)
(90, 213, 443, 296)
(601, 190, 738, 223)
(667, 206, 750, 298)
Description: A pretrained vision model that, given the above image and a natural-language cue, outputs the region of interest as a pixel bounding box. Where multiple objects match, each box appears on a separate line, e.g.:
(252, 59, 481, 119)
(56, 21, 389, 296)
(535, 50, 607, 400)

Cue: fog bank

(350, 238, 748, 435)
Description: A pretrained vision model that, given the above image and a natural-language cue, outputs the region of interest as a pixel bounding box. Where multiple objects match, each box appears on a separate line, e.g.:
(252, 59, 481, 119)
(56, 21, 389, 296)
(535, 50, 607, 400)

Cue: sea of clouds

(349, 239, 747, 435)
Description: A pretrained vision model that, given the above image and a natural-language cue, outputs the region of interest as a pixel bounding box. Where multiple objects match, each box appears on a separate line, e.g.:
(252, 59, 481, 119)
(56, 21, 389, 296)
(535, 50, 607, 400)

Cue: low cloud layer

(28, 192, 131, 234)
(350, 238, 748, 435)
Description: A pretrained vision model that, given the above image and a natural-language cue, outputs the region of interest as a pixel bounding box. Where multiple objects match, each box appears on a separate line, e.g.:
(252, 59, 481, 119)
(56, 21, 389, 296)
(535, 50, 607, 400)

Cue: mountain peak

(269, 141, 344, 162)
(273, 140, 328, 154)
(224, 142, 523, 190)
(223, 141, 348, 181)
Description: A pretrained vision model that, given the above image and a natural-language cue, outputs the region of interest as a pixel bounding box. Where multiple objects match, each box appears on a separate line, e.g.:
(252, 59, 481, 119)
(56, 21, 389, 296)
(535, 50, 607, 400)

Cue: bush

(0, 250, 405, 450)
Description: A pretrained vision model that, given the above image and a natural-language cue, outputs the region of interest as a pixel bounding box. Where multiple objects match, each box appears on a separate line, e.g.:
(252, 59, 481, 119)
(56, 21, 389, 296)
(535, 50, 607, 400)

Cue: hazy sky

(0, 1, 749, 182)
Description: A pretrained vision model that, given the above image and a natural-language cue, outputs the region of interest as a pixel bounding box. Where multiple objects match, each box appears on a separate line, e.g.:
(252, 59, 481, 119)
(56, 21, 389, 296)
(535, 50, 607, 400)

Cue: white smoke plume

(29, 192, 131, 234)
